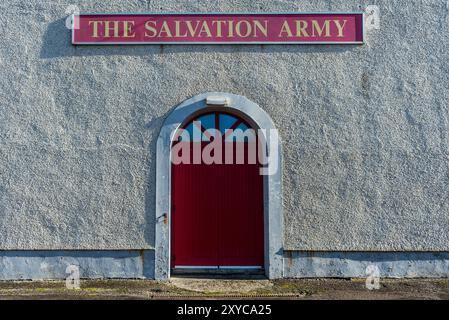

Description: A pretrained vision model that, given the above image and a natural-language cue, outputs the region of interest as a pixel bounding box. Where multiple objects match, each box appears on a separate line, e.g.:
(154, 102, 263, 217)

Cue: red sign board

(72, 13, 364, 45)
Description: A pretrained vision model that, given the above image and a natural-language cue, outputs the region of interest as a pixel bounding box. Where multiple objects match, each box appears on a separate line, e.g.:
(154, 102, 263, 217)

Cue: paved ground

(0, 278, 449, 300)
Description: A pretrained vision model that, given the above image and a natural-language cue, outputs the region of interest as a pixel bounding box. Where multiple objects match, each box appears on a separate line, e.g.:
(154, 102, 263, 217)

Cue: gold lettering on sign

(185, 21, 201, 37)
(311, 20, 331, 37)
(334, 20, 348, 37)
(123, 21, 136, 38)
(228, 20, 234, 37)
(88, 21, 104, 38)
(84, 16, 357, 41)
(253, 20, 268, 37)
(295, 20, 309, 37)
(279, 20, 293, 37)
(158, 21, 173, 37)
(198, 21, 213, 37)
(236, 20, 251, 38)
(104, 21, 120, 38)
(212, 20, 226, 37)
(144, 20, 157, 37)
(175, 21, 188, 37)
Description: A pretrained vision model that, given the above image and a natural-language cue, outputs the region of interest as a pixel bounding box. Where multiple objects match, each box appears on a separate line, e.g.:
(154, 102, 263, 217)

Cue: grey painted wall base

(0, 250, 154, 280)
(2, 250, 449, 280)
(284, 252, 449, 278)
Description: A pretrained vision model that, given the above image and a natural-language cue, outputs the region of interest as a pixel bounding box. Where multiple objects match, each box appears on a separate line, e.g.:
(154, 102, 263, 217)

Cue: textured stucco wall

(0, 0, 448, 251)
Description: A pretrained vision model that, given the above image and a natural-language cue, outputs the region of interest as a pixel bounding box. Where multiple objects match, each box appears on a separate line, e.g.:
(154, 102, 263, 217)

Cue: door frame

(155, 92, 283, 279)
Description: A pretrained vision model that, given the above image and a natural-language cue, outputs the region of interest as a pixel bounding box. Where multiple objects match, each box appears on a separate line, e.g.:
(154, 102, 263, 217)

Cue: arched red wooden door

(171, 111, 264, 269)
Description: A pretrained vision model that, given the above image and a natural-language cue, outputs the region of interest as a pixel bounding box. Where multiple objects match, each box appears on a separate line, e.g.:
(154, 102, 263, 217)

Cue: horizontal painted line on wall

(174, 266, 263, 269)
(219, 266, 263, 269)
(283, 250, 449, 253)
(0, 248, 155, 251)
(175, 266, 218, 269)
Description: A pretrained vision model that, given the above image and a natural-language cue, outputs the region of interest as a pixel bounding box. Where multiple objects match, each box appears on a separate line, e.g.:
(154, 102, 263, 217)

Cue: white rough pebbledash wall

(0, 0, 448, 257)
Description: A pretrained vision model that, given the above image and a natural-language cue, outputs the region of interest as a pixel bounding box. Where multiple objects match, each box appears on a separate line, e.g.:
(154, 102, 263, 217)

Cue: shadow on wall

(40, 18, 360, 59)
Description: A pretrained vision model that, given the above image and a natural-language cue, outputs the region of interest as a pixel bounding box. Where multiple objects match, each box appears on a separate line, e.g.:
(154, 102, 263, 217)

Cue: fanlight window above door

(179, 112, 256, 142)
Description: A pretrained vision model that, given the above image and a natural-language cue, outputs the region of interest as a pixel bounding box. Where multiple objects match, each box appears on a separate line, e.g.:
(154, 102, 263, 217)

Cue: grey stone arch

(155, 92, 283, 279)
